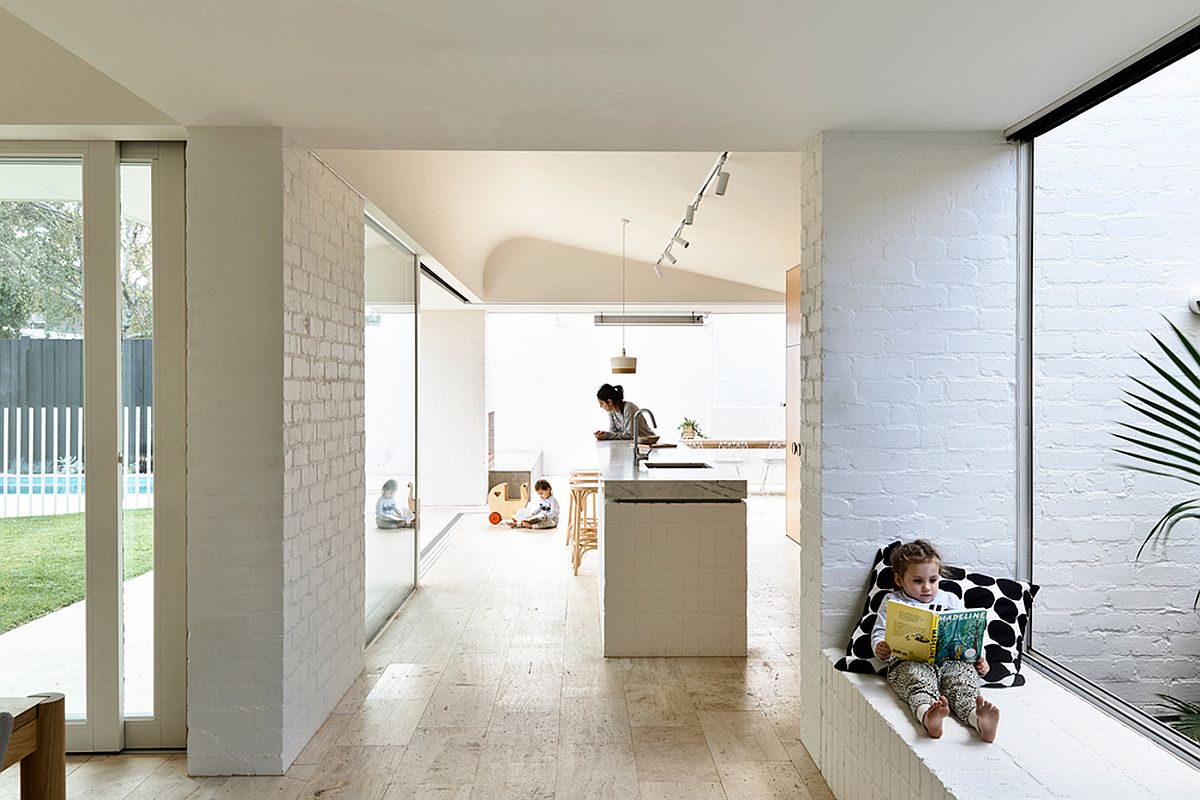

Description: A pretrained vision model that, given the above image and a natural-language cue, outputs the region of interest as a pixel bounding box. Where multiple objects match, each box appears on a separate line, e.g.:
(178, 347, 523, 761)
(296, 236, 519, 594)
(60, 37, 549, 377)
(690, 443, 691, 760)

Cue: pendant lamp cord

(620, 218, 629, 354)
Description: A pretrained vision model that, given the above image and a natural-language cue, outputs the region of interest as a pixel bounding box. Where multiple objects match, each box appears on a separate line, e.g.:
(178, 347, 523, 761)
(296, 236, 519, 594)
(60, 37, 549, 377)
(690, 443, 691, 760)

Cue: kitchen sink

(644, 462, 712, 469)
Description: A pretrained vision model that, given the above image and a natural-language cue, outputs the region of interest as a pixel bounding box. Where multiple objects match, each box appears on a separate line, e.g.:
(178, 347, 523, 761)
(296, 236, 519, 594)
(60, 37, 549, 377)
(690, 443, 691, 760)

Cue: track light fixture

(652, 151, 731, 277)
(715, 171, 730, 196)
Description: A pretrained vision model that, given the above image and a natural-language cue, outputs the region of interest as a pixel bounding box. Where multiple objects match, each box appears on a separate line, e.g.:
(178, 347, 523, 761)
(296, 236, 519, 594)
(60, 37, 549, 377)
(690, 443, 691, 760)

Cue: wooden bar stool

(570, 480, 600, 575)
(566, 470, 601, 546)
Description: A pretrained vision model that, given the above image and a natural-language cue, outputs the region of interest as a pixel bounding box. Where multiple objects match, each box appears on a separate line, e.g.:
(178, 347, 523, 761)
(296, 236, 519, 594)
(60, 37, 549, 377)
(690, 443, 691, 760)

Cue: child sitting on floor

(375, 479, 414, 529)
(508, 479, 560, 529)
(871, 539, 1000, 742)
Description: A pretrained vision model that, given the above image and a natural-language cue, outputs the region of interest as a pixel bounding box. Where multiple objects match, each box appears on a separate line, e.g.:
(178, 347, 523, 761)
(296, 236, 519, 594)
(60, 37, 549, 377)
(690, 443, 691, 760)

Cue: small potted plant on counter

(678, 418, 706, 440)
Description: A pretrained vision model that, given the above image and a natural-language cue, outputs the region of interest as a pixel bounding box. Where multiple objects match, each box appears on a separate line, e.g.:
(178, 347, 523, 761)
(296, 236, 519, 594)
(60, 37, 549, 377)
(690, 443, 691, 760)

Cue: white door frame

(0, 141, 187, 751)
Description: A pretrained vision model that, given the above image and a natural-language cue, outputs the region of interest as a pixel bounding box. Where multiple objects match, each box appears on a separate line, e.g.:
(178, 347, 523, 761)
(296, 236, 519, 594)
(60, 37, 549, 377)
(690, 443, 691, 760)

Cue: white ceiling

(320, 150, 800, 296)
(3, 2, 1199, 149)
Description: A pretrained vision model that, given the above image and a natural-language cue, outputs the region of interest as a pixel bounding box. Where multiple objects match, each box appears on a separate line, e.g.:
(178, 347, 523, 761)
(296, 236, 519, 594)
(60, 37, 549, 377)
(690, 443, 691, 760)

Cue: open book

(883, 600, 986, 665)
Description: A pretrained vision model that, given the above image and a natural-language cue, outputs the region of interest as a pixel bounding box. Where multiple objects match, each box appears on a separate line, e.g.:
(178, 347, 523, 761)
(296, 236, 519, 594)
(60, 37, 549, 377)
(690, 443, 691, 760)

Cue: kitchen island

(594, 440, 748, 656)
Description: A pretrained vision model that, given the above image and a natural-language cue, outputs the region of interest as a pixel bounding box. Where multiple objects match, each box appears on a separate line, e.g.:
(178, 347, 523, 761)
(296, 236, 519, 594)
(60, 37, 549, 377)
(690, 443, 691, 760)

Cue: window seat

(816, 648, 1196, 799)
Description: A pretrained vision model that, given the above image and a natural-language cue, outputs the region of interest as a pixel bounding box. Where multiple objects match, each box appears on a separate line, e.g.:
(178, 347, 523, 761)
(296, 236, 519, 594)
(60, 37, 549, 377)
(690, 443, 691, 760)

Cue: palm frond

(1124, 390, 1200, 437)
(1116, 322, 1200, 612)
(1130, 368, 1200, 425)
(1116, 422, 1200, 458)
(1135, 498, 1200, 561)
(1112, 433, 1200, 469)
(1112, 449, 1200, 481)
(1120, 399, 1200, 447)
(1156, 693, 1200, 741)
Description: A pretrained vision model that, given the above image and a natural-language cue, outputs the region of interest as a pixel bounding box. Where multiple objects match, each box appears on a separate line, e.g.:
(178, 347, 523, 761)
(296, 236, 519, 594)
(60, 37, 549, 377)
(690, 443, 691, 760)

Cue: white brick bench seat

(817, 648, 1197, 799)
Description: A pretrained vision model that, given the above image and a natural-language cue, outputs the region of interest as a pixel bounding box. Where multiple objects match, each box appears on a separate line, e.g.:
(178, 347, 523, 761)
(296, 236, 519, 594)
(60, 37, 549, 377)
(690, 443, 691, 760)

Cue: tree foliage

(0, 200, 152, 339)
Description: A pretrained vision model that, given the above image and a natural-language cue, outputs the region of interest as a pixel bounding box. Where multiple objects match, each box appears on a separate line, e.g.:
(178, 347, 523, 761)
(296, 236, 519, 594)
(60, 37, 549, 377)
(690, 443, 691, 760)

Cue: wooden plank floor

(0, 495, 831, 799)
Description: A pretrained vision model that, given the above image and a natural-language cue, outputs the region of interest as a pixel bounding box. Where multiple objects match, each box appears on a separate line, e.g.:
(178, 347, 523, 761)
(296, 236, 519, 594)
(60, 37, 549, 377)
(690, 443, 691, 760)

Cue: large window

(0, 142, 185, 750)
(1027, 42, 1200, 754)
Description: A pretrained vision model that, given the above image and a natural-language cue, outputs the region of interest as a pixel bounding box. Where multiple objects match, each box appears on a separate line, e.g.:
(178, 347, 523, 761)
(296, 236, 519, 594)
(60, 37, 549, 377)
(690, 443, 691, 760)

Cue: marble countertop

(594, 440, 747, 502)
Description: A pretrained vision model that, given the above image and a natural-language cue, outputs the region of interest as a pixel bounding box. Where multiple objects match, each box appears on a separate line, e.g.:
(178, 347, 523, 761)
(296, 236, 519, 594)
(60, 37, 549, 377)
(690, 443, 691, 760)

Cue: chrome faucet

(632, 408, 657, 469)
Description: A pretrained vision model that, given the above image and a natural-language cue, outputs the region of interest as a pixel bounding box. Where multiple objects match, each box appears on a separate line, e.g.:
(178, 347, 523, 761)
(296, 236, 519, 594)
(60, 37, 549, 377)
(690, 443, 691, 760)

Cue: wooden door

(786, 265, 803, 347)
(785, 345, 803, 544)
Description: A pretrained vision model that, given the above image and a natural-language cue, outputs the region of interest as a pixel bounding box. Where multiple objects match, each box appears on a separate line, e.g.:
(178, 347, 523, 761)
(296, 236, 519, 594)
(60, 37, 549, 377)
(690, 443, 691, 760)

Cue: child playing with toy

(375, 479, 414, 529)
(507, 479, 560, 529)
(870, 539, 1000, 742)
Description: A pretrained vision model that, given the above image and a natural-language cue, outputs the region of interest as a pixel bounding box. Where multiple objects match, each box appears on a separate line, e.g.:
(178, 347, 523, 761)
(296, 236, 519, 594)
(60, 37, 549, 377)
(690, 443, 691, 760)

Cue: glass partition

(363, 219, 418, 639)
(1031, 46, 1200, 741)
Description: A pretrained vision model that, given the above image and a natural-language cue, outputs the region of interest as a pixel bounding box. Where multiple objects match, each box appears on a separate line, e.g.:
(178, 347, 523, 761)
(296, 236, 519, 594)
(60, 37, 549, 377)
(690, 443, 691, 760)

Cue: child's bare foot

(976, 695, 1000, 743)
(923, 697, 949, 738)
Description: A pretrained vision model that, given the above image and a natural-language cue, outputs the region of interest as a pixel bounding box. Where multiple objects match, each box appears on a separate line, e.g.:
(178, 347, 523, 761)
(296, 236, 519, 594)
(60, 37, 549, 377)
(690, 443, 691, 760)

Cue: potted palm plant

(1113, 317, 1200, 741)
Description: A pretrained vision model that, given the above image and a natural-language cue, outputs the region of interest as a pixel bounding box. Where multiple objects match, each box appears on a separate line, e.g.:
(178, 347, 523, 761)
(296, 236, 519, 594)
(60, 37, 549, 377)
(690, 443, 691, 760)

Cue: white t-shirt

(515, 494, 560, 522)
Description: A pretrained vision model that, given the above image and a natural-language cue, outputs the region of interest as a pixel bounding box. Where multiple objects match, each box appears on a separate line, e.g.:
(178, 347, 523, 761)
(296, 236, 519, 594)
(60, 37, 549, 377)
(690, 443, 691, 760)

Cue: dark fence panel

(0, 338, 152, 472)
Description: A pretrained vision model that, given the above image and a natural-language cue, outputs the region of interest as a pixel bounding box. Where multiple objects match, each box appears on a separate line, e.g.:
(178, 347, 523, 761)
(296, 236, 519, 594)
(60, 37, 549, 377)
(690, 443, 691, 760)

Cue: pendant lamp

(611, 218, 637, 374)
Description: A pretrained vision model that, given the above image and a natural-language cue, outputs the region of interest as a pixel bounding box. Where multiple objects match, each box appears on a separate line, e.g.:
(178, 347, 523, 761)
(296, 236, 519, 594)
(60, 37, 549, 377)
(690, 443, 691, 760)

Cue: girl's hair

(597, 383, 625, 405)
(382, 479, 398, 493)
(890, 539, 944, 579)
(534, 479, 552, 492)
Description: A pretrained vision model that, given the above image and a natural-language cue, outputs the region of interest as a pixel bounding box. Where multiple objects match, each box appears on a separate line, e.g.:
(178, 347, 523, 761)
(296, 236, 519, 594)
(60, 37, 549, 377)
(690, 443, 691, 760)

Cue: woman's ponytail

(597, 383, 625, 405)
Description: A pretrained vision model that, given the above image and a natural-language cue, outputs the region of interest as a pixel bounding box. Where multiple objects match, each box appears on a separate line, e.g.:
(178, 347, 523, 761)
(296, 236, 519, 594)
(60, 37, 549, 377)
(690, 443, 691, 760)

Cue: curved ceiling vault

(318, 149, 799, 303)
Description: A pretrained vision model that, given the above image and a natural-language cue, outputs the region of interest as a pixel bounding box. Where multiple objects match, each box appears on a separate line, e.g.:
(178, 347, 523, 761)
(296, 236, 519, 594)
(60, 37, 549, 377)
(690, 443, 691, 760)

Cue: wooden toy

(488, 481, 529, 525)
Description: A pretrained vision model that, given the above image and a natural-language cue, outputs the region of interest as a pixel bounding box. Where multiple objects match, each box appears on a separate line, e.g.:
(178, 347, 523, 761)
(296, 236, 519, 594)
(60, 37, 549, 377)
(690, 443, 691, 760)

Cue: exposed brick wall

(186, 129, 366, 775)
(799, 131, 1019, 778)
(1031, 55, 1200, 708)
(798, 132, 825, 755)
(187, 127, 288, 775)
(281, 138, 366, 766)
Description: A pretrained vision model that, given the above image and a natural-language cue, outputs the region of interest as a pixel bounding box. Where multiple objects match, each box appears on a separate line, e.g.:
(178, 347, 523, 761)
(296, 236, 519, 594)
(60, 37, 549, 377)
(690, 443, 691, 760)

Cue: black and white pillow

(833, 541, 1040, 688)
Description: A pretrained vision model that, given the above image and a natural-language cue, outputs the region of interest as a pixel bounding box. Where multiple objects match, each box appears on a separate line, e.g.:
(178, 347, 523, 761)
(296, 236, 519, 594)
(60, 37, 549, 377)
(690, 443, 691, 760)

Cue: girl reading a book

(870, 539, 1000, 742)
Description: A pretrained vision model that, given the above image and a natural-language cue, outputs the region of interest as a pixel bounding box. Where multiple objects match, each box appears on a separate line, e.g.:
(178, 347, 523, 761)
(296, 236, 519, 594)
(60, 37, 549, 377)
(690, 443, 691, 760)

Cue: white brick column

(186, 128, 365, 775)
(798, 132, 1019, 777)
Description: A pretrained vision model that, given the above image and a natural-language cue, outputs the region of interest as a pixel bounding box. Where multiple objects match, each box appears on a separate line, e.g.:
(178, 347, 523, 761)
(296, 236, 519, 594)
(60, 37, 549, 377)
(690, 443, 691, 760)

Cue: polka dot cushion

(833, 541, 1040, 688)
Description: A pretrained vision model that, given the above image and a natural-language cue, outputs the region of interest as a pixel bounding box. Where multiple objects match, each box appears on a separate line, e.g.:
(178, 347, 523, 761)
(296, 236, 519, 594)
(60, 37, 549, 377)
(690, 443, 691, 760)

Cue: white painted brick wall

(187, 129, 366, 775)
(818, 131, 1018, 648)
(419, 310, 487, 506)
(799, 132, 1019, 784)
(187, 127, 288, 776)
(280, 137, 366, 767)
(814, 653, 950, 800)
(1032, 54, 1200, 708)
(799, 133, 826, 757)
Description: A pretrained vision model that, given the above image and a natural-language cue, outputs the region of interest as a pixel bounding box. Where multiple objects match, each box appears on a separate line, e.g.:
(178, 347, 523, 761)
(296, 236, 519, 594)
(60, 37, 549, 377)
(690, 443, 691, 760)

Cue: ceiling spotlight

(653, 260, 664, 278)
(663, 251, 677, 265)
(715, 171, 731, 196)
(684, 204, 695, 225)
(672, 234, 689, 248)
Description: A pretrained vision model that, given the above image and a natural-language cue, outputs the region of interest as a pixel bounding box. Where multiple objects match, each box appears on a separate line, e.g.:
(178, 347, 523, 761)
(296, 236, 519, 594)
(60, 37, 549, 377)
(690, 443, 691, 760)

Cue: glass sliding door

(363, 217, 418, 640)
(0, 142, 185, 751)
(0, 156, 88, 720)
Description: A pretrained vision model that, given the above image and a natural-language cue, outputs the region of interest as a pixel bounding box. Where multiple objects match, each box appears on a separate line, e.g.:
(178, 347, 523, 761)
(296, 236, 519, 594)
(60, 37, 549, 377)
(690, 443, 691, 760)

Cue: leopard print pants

(887, 659, 979, 725)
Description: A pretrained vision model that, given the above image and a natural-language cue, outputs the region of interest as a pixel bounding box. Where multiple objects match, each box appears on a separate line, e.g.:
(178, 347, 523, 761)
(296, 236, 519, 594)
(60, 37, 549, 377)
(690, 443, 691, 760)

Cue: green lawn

(0, 509, 154, 634)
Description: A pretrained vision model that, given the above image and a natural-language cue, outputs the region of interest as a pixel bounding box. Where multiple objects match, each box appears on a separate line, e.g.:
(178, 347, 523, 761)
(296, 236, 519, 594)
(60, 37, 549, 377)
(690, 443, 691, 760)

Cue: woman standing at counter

(594, 383, 656, 441)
